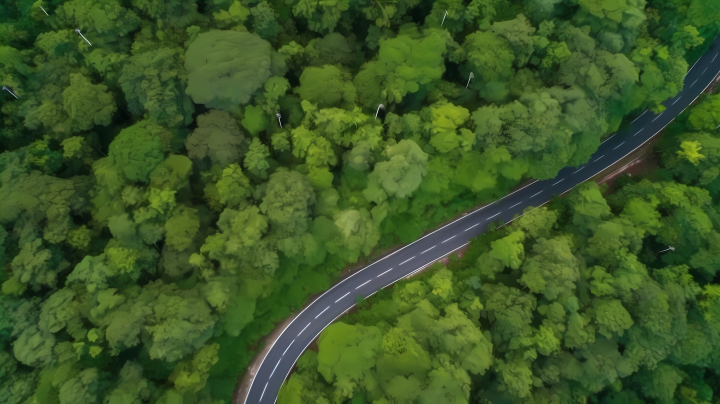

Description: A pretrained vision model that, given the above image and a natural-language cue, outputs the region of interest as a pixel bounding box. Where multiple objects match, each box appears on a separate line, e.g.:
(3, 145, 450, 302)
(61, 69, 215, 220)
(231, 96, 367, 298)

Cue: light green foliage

(10, 239, 66, 291)
(464, 30, 515, 83)
(169, 343, 219, 393)
(677, 141, 706, 165)
(185, 30, 288, 109)
(578, 0, 644, 24)
(569, 182, 612, 233)
(294, 65, 356, 108)
(482, 283, 536, 345)
(514, 206, 558, 239)
(427, 267, 455, 304)
(66, 254, 113, 292)
(292, 0, 349, 33)
(425, 0, 490, 32)
(317, 322, 382, 384)
(242, 105, 269, 136)
(200, 206, 274, 275)
(356, 27, 446, 107)
(244, 138, 271, 179)
(5, 2, 720, 404)
(491, 14, 537, 67)
(628, 34, 688, 113)
(541, 41, 572, 67)
(333, 209, 380, 262)
(261, 168, 316, 238)
(23, 73, 116, 136)
(213, 0, 251, 28)
(497, 353, 534, 398)
(164, 207, 200, 252)
(108, 120, 168, 182)
(521, 236, 579, 300)
(619, 197, 662, 235)
(488, 230, 525, 270)
(425, 100, 472, 153)
(58, 368, 100, 404)
(216, 164, 253, 209)
(593, 298, 634, 338)
(672, 25, 705, 50)
(13, 325, 55, 367)
(688, 94, 720, 131)
(103, 361, 156, 404)
(53, 0, 141, 39)
(186, 109, 245, 166)
(363, 139, 428, 203)
(62, 73, 117, 133)
(260, 76, 291, 116)
(585, 219, 645, 267)
(101, 281, 216, 361)
(700, 285, 720, 333)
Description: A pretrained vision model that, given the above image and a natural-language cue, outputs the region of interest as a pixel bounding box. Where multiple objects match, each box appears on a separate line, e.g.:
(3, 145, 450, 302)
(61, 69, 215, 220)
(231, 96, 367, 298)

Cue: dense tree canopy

(1, 0, 720, 403)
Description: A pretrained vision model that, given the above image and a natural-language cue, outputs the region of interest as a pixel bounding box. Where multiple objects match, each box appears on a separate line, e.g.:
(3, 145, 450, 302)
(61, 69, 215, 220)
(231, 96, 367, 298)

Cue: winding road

(244, 35, 720, 404)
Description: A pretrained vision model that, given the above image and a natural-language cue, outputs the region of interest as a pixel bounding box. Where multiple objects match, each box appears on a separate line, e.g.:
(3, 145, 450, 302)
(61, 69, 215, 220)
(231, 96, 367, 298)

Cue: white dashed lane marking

(298, 323, 310, 336)
(464, 223, 480, 232)
(672, 97, 682, 105)
(653, 113, 663, 122)
(282, 339, 295, 356)
(270, 360, 280, 377)
(633, 129, 643, 137)
(631, 110, 647, 123)
(315, 306, 330, 318)
(531, 191, 542, 198)
(488, 212, 501, 219)
(421, 246, 435, 254)
(595, 155, 605, 162)
(260, 383, 268, 401)
(399, 257, 415, 265)
(442, 235, 455, 243)
(335, 292, 351, 302)
(613, 142, 625, 150)
(691, 79, 698, 87)
(376, 268, 393, 278)
(573, 167, 585, 174)
(552, 179, 564, 186)
(355, 280, 371, 290)
(510, 202, 522, 209)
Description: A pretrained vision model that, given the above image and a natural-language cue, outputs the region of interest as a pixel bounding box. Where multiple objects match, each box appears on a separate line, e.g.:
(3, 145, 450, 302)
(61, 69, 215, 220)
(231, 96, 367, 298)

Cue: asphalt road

(244, 35, 720, 404)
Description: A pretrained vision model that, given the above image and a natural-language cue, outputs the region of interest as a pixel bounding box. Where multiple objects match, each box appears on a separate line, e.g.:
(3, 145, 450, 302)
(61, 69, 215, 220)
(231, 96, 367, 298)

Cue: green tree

(363, 139, 429, 203)
(184, 30, 288, 109)
(244, 138, 271, 179)
(463, 30, 515, 84)
(108, 120, 168, 183)
(186, 110, 245, 166)
(119, 48, 194, 127)
(520, 236, 580, 300)
(294, 65, 356, 108)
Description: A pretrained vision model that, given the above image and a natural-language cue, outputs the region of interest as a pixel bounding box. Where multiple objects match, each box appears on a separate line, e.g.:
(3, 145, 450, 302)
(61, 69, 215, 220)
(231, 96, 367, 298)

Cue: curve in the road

(245, 35, 720, 404)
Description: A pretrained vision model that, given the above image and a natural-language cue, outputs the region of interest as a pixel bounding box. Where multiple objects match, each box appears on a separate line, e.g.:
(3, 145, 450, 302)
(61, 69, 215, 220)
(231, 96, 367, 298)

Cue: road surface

(244, 35, 720, 404)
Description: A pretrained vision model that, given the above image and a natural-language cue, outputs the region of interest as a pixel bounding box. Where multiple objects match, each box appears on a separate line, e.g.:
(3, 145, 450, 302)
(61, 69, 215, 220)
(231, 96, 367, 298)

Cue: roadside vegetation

(1, 0, 719, 403)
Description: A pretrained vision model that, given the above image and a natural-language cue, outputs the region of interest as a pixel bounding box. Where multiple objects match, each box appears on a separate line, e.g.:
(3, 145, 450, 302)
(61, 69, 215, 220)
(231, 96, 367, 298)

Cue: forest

(1, 0, 719, 403)
(279, 87, 720, 402)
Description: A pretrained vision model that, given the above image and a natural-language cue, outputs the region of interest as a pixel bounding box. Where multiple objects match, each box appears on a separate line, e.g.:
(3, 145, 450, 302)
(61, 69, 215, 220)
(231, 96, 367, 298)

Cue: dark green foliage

(3, 0, 720, 403)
